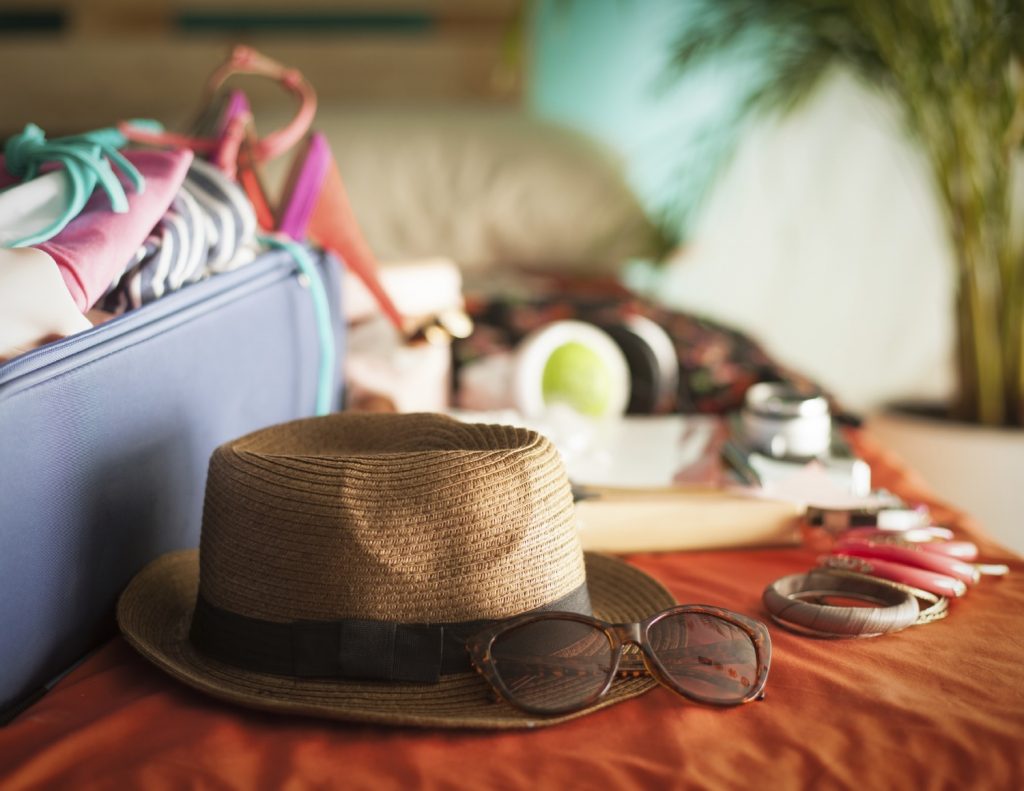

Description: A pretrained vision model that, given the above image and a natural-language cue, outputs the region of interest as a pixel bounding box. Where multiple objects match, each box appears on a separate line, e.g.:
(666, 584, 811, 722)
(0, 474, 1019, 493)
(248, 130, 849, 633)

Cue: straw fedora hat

(118, 412, 675, 729)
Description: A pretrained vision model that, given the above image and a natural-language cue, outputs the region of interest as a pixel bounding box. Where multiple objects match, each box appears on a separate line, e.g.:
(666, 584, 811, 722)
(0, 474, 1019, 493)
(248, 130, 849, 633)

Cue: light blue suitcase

(0, 247, 344, 720)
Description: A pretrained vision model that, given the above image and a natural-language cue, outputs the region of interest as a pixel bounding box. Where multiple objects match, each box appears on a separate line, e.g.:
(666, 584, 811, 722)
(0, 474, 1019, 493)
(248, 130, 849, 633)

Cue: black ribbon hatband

(189, 584, 592, 684)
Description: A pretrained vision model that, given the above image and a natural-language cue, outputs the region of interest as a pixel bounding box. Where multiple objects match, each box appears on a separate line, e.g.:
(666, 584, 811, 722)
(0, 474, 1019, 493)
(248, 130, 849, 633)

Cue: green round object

(541, 341, 613, 416)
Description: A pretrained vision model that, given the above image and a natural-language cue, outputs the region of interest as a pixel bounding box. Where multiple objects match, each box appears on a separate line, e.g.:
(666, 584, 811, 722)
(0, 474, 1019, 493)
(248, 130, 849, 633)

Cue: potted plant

(672, 0, 1024, 426)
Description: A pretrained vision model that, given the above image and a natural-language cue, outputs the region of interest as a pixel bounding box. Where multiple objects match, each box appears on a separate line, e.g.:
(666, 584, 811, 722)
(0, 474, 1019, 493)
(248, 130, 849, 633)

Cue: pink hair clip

(820, 554, 967, 598)
(834, 538, 980, 585)
(912, 540, 979, 561)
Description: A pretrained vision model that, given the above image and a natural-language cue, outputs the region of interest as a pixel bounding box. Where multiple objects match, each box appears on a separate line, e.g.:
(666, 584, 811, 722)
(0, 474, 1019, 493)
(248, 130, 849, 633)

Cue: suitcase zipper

(0, 250, 305, 395)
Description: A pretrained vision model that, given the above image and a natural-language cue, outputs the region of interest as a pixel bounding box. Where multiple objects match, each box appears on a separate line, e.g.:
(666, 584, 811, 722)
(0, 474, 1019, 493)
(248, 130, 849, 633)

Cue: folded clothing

(0, 247, 92, 362)
(32, 148, 193, 312)
(102, 158, 257, 312)
(0, 146, 192, 360)
(0, 143, 263, 362)
(0, 170, 72, 248)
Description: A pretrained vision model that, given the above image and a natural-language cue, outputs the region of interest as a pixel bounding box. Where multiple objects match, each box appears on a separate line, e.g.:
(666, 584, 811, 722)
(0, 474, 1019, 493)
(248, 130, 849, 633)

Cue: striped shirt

(103, 158, 257, 311)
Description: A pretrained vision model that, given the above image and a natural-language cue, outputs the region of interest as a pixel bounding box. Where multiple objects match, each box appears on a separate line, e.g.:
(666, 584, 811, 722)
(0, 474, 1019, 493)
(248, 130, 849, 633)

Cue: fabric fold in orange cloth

(0, 431, 1022, 790)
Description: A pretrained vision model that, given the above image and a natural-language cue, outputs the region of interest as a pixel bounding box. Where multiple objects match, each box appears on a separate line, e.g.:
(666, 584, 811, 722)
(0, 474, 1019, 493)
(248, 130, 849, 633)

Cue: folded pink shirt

(1, 148, 193, 311)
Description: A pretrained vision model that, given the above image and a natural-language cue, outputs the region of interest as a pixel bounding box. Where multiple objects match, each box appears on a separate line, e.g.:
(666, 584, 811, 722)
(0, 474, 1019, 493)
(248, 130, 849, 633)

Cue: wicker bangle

(763, 570, 920, 638)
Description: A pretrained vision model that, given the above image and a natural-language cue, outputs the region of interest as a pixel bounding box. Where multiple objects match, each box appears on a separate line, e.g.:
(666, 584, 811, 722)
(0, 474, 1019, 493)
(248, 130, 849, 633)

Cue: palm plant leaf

(667, 0, 1024, 424)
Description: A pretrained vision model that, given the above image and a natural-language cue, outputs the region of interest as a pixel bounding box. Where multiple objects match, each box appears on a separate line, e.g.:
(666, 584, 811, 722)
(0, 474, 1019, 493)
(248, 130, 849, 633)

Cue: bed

(1, 431, 1021, 790)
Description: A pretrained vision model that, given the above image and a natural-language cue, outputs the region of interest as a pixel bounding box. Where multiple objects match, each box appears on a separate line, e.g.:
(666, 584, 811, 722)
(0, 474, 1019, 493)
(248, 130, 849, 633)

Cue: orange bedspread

(2, 432, 1023, 790)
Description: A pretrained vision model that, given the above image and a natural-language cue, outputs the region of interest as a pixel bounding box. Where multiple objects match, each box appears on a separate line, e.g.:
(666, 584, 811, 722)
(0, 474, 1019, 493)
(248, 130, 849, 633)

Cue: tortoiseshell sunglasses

(466, 605, 771, 716)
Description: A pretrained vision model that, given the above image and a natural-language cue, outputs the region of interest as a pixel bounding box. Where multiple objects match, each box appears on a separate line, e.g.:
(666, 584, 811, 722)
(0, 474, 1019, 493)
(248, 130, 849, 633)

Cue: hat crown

(197, 413, 586, 624)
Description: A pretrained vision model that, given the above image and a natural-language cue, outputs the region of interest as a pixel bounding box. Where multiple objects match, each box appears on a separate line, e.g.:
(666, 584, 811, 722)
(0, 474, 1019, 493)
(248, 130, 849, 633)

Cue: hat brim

(117, 550, 676, 729)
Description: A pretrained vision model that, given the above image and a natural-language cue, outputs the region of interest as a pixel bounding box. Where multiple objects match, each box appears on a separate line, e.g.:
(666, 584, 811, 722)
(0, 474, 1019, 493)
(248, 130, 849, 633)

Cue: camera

(726, 382, 871, 496)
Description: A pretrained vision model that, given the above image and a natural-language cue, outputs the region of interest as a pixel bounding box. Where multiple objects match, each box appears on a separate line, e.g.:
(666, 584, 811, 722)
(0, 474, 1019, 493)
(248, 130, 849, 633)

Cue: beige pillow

(261, 107, 662, 275)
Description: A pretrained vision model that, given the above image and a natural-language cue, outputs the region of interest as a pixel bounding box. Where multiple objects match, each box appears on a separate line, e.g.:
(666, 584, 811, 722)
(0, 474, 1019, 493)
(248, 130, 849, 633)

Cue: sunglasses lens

(489, 618, 615, 714)
(647, 613, 759, 704)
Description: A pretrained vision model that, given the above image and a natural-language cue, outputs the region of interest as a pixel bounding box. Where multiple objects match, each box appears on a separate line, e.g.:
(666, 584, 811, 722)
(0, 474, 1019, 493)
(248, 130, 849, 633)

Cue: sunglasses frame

(466, 604, 772, 717)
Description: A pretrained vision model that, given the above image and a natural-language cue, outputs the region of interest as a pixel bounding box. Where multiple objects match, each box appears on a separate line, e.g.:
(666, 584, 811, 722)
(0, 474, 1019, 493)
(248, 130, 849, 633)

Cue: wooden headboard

(0, 0, 522, 135)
